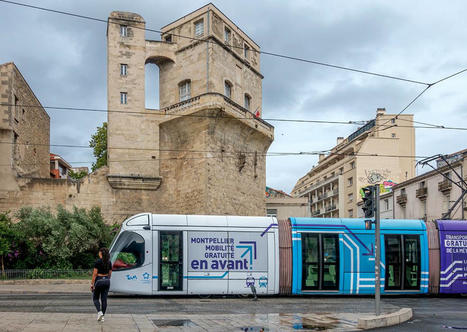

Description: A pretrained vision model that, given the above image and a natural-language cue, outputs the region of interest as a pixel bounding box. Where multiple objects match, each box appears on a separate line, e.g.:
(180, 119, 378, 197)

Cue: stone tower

(106, 4, 274, 215)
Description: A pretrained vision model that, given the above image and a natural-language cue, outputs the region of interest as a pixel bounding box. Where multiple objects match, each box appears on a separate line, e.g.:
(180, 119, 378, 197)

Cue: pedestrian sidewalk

(0, 311, 363, 331)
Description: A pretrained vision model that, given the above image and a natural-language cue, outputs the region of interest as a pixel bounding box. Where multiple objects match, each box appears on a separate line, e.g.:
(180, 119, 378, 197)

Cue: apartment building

(357, 149, 467, 221)
(291, 108, 415, 218)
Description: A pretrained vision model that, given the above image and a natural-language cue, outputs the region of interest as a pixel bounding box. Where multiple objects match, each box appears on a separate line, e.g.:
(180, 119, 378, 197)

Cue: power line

(374, 68, 467, 131)
(2, 103, 467, 131)
(0, 0, 431, 86)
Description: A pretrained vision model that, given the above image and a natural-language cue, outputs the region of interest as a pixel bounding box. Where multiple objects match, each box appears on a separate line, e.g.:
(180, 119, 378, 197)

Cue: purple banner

(438, 220, 467, 294)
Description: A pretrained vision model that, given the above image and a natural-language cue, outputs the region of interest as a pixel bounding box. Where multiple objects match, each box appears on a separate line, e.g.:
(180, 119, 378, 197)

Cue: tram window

(110, 231, 145, 270)
(385, 236, 402, 289)
(126, 215, 149, 226)
(302, 233, 339, 291)
(385, 235, 420, 290)
(302, 234, 319, 288)
(322, 235, 338, 289)
(404, 236, 420, 289)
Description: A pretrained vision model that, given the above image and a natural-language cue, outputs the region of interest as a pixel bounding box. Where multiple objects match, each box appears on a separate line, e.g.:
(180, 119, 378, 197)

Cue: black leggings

(93, 276, 110, 314)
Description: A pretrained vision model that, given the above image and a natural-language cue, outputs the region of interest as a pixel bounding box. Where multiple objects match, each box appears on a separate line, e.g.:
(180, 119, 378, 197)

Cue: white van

(109, 213, 279, 295)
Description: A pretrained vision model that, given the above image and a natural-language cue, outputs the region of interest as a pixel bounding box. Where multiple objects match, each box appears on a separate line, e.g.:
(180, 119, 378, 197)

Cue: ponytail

(99, 247, 111, 268)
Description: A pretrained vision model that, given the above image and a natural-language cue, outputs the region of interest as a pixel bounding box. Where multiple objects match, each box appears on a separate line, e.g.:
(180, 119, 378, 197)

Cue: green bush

(0, 206, 117, 270)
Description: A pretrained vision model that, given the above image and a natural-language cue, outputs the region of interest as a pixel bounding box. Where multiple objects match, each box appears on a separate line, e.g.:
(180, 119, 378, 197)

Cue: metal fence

(0, 269, 92, 280)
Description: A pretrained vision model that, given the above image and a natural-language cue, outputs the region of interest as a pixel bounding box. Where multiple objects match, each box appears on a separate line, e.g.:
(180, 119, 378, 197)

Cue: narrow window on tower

(224, 80, 232, 99)
(224, 27, 231, 43)
(194, 19, 204, 37)
(120, 64, 127, 76)
(120, 25, 128, 37)
(179, 80, 191, 101)
(244, 94, 251, 110)
(244, 44, 250, 59)
(120, 92, 127, 104)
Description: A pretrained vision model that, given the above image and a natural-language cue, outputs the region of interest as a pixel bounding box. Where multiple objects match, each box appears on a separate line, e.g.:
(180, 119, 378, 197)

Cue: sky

(1, 0, 466, 193)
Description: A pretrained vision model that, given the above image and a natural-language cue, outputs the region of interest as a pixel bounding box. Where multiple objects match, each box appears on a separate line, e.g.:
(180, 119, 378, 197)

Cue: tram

(108, 213, 466, 296)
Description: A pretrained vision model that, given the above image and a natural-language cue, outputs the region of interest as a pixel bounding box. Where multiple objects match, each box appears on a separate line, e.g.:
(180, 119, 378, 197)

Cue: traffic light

(362, 186, 375, 218)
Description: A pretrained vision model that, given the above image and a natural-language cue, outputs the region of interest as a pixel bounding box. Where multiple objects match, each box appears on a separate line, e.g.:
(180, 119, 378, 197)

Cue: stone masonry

(0, 4, 274, 223)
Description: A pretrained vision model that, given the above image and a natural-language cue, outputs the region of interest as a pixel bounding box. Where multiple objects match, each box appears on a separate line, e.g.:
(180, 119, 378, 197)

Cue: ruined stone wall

(0, 63, 49, 180)
(0, 167, 159, 224)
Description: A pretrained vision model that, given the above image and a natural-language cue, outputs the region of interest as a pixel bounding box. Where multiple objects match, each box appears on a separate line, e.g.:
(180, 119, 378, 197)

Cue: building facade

(357, 149, 467, 221)
(265, 186, 310, 221)
(50, 153, 72, 179)
(292, 108, 415, 218)
(0, 4, 274, 222)
(0, 62, 50, 192)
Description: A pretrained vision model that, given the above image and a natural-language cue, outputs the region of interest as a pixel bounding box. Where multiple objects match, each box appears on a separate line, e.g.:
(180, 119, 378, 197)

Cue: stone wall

(0, 62, 50, 193)
(0, 167, 159, 224)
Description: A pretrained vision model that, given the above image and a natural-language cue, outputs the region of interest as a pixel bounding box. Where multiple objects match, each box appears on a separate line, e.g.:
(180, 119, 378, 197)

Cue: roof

(392, 157, 463, 189)
(50, 153, 72, 169)
(266, 186, 291, 198)
(437, 220, 467, 232)
(290, 217, 426, 231)
(0, 62, 50, 120)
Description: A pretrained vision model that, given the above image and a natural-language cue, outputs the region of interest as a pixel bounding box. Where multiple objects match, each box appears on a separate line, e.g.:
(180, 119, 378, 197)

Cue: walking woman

(91, 247, 112, 322)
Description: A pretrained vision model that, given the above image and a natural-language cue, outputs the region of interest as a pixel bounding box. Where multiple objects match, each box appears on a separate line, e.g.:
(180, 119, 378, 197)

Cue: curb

(0, 279, 89, 285)
(0, 290, 89, 295)
(357, 308, 413, 329)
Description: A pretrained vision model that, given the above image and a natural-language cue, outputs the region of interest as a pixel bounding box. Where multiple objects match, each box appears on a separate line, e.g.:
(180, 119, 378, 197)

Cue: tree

(0, 213, 20, 275)
(16, 206, 114, 269)
(69, 169, 88, 180)
(89, 122, 107, 172)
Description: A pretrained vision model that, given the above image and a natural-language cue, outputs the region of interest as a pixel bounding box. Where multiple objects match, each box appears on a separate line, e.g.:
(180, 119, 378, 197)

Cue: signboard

(438, 220, 467, 293)
(187, 231, 268, 272)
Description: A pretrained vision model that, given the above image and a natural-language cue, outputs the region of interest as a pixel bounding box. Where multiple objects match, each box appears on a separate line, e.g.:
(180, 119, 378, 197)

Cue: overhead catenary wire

(2, 103, 467, 131)
(373, 67, 467, 132)
(0, 0, 431, 86)
(1, 0, 467, 133)
(0, 139, 431, 160)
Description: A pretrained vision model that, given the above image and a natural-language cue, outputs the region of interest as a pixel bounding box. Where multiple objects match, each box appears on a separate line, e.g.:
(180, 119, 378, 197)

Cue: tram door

(302, 233, 339, 290)
(385, 235, 420, 290)
(159, 231, 183, 291)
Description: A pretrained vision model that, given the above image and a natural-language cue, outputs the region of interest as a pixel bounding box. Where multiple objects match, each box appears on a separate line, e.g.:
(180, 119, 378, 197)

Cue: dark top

(94, 258, 112, 274)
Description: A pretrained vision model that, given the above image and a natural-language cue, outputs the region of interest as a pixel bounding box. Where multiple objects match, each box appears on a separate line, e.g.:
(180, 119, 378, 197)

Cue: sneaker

(97, 311, 104, 321)
(101, 316, 105, 322)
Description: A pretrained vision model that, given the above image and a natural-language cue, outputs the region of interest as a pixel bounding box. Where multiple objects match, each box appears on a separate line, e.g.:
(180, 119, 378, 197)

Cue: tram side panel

(437, 220, 467, 294)
(278, 219, 293, 295)
(342, 231, 379, 295)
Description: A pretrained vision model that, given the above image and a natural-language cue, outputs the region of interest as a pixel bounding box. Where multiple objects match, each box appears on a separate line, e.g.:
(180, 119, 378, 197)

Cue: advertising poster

(187, 231, 268, 272)
(438, 220, 467, 293)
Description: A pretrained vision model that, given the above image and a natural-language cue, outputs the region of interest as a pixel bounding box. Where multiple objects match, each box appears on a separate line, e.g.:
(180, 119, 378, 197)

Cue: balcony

(325, 205, 337, 212)
(416, 187, 428, 200)
(438, 180, 452, 194)
(159, 92, 274, 139)
(396, 194, 407, 206)
(312, 210, 321, 216)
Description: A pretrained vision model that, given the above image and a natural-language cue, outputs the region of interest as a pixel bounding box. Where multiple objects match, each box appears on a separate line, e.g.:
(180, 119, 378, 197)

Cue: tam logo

(126, 274, 137, 280)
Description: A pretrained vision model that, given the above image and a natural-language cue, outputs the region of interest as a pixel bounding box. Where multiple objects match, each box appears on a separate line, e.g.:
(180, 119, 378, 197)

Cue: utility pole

(374, 184, 381, 316)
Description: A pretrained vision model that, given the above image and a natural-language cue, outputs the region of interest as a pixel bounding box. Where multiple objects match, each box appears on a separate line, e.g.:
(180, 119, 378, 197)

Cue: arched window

(145, 63, 159, 109)
(244, 93, 251, 111)
(224, 80, 233, 99)
(179, 80, 191, 102)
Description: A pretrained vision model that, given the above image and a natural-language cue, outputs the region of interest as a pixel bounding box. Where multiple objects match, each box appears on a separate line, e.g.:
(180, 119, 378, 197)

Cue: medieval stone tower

(106, 4, 274, 215)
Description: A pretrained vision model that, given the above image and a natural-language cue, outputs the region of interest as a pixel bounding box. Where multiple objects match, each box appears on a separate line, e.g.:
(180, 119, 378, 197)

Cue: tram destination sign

(187, 231, 268, 272)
